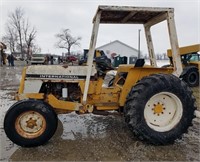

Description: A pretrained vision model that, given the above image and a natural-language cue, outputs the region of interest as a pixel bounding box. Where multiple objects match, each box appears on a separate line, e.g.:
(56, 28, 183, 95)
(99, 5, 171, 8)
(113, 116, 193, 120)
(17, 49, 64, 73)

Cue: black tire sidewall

(4, 100, 58, 147)
(124, 74, 195, 145)
(135, 88, 187, 139)
(184, 69, 199, 87)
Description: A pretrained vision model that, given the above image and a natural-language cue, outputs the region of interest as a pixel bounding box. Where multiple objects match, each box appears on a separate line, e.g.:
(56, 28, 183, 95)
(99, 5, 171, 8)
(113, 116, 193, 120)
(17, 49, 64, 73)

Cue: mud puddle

(8, 114, 200, 161)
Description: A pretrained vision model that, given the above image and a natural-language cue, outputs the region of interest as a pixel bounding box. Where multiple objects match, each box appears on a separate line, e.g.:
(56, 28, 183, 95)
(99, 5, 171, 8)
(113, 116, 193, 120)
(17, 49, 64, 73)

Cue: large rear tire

(124, 74, 196, 145)
(4, 100, 58, 147)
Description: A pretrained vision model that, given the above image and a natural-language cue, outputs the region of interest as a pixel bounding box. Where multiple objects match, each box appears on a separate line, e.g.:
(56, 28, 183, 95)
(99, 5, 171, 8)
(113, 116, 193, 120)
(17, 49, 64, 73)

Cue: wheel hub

(26, 118, 37, 129)
(153, 102, 164, 115)
(15, 111, 46, 139)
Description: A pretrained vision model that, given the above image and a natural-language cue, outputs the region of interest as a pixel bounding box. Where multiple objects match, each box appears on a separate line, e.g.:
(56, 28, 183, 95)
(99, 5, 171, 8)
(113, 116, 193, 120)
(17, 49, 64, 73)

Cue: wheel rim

(144, 92, 183, 132)
(15, 111, 46, 139)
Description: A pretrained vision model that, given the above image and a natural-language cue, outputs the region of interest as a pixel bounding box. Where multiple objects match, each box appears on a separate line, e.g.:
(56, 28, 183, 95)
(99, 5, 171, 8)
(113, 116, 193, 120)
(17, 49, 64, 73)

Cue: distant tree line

(144, 53, 169, 60)
(2, 7, 40, 59)
(2, 7, 88, 59)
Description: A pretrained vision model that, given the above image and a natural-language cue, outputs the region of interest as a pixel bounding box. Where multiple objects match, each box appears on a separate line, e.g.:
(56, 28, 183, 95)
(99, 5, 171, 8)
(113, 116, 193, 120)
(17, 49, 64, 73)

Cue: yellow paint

(118, 67, 173, 106)
(18, 93, 44, 100)
(189, 62, 200, 68)
(79, 78, 120, 95)
(47, 94, 81, 111)
(87, 93, 119, 105)
(101, 86, 121, 93)
(79, 80, 99, 94)
(95, 78, 104, 94)
(18, 67, 27, 94)
(96, 106, 119, 110)
(167, 44, 200, 57)
(96, 50, 101, 57)
(154, 103, 163, 114)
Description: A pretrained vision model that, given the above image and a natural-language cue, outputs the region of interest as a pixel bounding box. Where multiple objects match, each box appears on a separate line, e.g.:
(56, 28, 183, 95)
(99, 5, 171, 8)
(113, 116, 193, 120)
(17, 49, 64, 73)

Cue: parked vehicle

(164, 44, 200, 86)
(30, 54, 46, 65)
(66, 55, 77, 62)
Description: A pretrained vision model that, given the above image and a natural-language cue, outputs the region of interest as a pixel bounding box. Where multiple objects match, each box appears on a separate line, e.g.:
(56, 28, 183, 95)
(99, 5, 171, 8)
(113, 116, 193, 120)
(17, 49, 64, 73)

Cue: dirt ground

(0, 63, 200, 161)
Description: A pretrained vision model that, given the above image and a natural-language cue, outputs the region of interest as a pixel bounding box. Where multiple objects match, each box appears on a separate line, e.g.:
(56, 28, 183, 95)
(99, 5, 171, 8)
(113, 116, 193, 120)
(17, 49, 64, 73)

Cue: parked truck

(30, 54, 46, 65)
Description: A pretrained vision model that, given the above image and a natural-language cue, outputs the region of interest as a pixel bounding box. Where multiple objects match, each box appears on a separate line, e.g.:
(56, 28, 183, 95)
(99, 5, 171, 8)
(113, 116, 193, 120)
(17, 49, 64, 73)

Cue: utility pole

(138, 29, 141, 59)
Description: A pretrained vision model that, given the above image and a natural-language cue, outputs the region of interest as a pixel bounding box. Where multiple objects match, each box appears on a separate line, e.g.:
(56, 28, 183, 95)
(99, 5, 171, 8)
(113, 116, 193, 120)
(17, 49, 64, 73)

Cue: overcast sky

(0, 0, 199, 55)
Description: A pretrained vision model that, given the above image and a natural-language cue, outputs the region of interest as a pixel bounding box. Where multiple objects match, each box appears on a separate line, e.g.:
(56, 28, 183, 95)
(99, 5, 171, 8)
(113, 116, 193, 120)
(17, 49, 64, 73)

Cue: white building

(96, 40, 138, 64)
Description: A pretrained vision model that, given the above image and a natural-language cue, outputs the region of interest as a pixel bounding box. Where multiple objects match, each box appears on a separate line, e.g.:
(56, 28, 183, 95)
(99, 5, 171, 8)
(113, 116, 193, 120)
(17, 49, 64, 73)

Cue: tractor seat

(95, 55, 114, 75)
(134, 58, 145, 67)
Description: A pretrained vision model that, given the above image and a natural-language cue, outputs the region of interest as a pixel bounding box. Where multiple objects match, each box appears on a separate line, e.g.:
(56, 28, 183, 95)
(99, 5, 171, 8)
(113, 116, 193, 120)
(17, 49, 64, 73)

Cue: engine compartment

(39, 82, 81, 102)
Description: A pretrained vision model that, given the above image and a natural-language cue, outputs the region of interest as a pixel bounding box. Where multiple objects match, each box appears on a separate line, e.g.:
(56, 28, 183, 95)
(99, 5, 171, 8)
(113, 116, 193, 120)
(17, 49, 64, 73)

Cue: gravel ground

(0, 63, 200, 161)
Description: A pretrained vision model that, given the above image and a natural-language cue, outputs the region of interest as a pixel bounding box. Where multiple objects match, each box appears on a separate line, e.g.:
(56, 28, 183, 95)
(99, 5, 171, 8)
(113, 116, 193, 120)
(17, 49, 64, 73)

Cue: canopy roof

(93, 5, 173, 24)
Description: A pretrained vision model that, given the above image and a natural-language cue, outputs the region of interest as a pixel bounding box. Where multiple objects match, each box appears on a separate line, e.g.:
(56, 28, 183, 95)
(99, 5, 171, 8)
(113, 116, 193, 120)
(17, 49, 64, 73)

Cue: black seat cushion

(134, 59, 145, 67)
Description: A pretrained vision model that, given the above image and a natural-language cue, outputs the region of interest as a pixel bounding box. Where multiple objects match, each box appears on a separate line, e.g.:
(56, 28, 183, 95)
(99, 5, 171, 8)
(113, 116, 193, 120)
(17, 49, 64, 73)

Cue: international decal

(26, 74, 85, 79)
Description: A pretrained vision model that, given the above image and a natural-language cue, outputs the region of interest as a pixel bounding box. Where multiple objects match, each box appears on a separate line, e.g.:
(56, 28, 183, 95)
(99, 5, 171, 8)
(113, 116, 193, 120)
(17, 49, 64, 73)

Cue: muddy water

(0, 65, 200, 161)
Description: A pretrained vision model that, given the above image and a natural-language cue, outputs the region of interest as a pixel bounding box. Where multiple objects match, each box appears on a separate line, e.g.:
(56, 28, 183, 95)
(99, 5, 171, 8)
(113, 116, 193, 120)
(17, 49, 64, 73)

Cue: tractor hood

(25, 65, 97, 80)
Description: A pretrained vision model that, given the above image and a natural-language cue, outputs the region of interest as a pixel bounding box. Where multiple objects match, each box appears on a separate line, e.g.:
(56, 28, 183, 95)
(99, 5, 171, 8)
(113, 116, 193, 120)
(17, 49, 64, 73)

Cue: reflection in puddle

(58, 113, 113, 140)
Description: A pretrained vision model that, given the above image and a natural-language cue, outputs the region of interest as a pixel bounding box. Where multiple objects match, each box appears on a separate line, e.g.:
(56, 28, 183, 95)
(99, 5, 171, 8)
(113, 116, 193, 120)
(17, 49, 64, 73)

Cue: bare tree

(55, 29, 81, 55)
(2, 24, 18, 53)
(23, 19, 37, 58)
(31, 44, 41, 54)
(8, 7, 24, 58)
(4, 7, 38, 59)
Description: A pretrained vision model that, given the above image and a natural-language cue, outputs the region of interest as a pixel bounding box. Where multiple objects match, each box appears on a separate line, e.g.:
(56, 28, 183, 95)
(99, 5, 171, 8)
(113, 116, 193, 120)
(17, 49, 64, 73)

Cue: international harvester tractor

(4, 6, 196, 147)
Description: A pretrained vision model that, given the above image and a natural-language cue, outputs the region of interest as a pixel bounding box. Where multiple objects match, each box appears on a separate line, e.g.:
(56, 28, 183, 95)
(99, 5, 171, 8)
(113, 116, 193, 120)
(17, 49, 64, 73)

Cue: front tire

(4, 100, 58, 147)
(124, 74, 196, 145)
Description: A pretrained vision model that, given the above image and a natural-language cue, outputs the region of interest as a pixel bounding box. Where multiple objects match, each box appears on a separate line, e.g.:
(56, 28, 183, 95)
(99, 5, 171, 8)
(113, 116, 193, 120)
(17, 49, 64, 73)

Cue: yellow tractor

(4, 6, 196, 147)
(165, 44, 200, 87)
